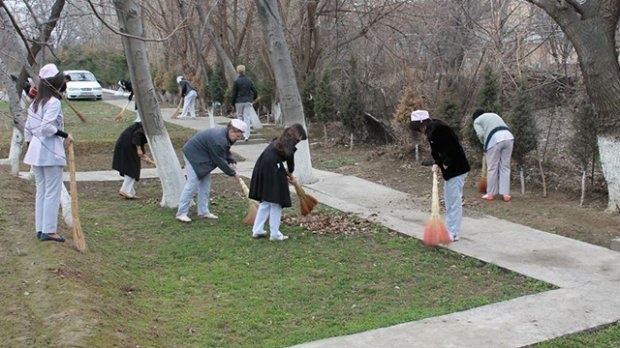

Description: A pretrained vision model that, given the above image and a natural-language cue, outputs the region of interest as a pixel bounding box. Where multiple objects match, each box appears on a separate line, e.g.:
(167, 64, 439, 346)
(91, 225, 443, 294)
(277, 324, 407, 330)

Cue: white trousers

(444, 173, 467, 239)
(120, 176, 136, 196)
(486, 139, 514, 196)
(32, 166, 63, 234)
(180, 90, 197, 118)
(252, 201, 285, 238)
(177, 156, 212, 216)
(235, 102, 252, 139)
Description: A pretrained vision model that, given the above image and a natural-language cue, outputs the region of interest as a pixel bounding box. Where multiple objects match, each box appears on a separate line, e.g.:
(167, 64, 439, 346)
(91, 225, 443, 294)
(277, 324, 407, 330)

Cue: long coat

(249, 139, 298, 207)
(23, 98, 67, 167)
(112, 122, 147, 180)
(425, 119, 470, 180)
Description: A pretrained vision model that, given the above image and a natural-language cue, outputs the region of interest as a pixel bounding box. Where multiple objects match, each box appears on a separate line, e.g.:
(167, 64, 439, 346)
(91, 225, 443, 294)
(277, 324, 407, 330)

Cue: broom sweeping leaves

(171, 98, 183, 119)
(423, 171, 452, 246)
(239, 179, 258, 225)
(292, 179, 318, 216)
(478, 155, 487, 194)
(113, 100, 130, 121)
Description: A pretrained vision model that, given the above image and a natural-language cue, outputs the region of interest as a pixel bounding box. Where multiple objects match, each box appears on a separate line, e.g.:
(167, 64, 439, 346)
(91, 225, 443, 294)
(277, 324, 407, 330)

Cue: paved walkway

(50, 96, 620, 347)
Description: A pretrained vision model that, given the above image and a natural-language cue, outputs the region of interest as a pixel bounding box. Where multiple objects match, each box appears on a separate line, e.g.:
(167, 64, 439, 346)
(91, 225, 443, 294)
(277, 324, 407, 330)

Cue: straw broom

(62, 95, 87, 122)
(423, 171, 452, 246)
(113, 100, 131, 121)
(478, 155, 487, 194)
(67, 143, 87, 252)
(291, 178, 318, 216)
(170, 98, 183, 119)
(239, 179, 259, 224)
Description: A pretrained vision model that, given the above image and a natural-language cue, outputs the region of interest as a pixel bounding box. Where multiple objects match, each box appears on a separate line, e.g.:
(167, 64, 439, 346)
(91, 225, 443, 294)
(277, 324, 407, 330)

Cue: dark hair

(274, 123, 307, 155)
(409, 118, 431, 133)
(32, 73, 66, 112)
(472, 108, 485, 121)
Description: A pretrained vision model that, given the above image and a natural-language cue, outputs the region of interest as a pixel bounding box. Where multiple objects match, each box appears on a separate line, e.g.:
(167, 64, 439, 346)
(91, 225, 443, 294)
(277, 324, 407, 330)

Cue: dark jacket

(180, 80, 196, 97)
(249, 139, 298, 207)
(112, 122, 147, 180)
(231, 75, 257, 104)
(182, 127, 237, 179)
(425, 119, 470, 180)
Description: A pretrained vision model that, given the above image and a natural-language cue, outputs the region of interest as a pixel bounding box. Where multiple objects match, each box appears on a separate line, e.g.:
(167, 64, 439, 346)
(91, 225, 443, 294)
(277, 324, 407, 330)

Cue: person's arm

(231, 81, 238, 105)
(40, 99, 63, 137)
(285, 139, 297, 175)
(210, 143, 237, 176)
(473, 119, 485, 144)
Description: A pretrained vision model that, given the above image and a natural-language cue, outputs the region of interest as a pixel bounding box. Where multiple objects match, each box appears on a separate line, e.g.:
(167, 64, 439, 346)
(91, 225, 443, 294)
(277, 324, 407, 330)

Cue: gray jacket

(183, 127, 236, 178)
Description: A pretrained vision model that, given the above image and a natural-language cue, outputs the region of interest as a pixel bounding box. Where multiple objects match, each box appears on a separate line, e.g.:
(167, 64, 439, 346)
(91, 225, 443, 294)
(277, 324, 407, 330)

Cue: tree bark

(255, 0, 315, 183)
(0, 56, 26, 175)
(113, 0, 186, 208)
(526, 0, 620, 212)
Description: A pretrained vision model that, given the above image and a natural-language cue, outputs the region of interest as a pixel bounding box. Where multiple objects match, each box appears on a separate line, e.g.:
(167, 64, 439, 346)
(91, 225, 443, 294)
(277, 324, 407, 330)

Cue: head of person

(236, 65, 246, 76)
(227, 119, 247, 143)
(33, 63, 67, 111)
(176, 75, 184, 84)
(472, 108, 485, 121)
(409, 109, 431, 133)
(275, 123, 308, 154)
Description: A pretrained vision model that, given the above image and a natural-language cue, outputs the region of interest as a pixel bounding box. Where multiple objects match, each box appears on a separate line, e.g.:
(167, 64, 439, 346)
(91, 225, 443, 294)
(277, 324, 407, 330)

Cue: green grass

(72, 179, 553, 347)
(531, 322, 620, 348)
(316, 157, 359, 170)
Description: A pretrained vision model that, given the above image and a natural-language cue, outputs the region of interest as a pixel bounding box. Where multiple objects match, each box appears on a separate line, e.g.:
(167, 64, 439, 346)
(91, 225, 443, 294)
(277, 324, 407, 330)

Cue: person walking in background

(410, 110, 470, 242)
(175, 119, 247, 223)
(231, 65, 257, 141)
(112, 121, 151, 199)
(249, 123, 307, 241)
(23, 63, 74, 243)
(176, 75, 198, 119)
(472, 109, 514, 202)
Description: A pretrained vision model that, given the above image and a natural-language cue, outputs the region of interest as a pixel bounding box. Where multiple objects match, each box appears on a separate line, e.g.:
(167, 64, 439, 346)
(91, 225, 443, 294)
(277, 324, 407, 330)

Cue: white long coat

(23, 98, 66, 167)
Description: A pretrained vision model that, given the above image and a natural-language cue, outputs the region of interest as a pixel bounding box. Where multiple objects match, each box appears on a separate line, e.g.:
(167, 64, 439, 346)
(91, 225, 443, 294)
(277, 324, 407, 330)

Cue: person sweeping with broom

(410, 109, 470, 242)
(249, 123, 307, 241)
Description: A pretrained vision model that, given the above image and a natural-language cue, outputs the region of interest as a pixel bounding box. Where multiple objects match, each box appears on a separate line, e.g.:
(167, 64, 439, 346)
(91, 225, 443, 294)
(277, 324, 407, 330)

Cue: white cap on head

(230, 119, 248, 133)
(176, 75, 183, 84)
(39, 64, 60, 79)
(410, 110, 430, 122)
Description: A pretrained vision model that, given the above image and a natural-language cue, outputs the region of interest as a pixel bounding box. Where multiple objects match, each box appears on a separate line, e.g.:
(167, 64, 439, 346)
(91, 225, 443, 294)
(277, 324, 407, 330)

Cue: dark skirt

(112, 123, 147, 180)
(249, 143, 291, 207)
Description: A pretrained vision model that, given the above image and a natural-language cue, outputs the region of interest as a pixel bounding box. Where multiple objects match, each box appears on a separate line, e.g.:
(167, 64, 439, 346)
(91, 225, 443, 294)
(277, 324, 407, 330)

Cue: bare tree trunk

(0, 56, 26, 175)
(255, 0, 315, 183)
(113, 0, 185, 208)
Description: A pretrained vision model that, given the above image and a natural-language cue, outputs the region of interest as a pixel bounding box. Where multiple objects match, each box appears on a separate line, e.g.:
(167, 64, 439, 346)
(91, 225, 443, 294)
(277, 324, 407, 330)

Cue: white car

(64, 70, 103, 100)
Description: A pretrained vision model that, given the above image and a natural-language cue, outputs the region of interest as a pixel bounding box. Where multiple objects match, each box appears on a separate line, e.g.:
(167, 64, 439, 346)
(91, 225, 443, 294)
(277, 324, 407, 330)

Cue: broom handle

(481, 154, 487, 175)
(62, 95, 87, 122)
(431, 171, 440, 214)
(67, 144, 82, 234)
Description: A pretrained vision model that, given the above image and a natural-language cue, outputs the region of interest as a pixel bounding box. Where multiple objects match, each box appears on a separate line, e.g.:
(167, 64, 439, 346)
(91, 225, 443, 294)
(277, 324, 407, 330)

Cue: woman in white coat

(23, 64, 74, 242)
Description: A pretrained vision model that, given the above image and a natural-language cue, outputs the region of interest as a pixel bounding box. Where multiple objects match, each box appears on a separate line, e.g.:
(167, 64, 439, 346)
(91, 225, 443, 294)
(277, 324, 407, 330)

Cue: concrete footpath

(57, 96, 620, 347)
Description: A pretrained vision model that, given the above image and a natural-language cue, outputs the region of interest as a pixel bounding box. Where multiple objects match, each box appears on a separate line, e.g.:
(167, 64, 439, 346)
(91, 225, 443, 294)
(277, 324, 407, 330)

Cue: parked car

(64, 70, 103, 100)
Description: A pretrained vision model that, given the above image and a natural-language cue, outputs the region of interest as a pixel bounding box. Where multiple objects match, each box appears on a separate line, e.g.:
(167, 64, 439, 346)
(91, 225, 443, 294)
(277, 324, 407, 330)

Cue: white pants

(32, 166, 63, 234)
(235, 102, 252, 139)
(252, 201, 285, 239)
(120, 176, 136, 196)
(180, 90, 197, 118)
(177, 156, 212, 216)
(486, 139, 514, 196)
(444, 173, 467, 239)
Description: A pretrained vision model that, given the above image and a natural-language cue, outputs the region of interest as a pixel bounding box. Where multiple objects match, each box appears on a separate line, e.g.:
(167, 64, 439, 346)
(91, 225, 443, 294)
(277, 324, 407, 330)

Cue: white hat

(39, 64, 60, 79)
(410, 109, 430, 122)
(176, 75, 183, 84)
(230, 119, 248, 133)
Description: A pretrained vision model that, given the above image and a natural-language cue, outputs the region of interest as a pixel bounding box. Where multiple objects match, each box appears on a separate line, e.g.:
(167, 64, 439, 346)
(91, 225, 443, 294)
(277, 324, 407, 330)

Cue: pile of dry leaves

(282, 212, 376, 235)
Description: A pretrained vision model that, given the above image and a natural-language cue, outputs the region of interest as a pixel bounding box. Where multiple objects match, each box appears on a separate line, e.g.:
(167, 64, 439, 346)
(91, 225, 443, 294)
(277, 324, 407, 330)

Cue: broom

(113, 100, 131, 121)
(239, 179, 259, 224)
(291, 178, 318, 216)
(62, 95, 87, 122)
(170, 98, 183, 119)
(67, 143, 87, 252)
(478, 155, 487, 194)
(423, 171, 452, 246)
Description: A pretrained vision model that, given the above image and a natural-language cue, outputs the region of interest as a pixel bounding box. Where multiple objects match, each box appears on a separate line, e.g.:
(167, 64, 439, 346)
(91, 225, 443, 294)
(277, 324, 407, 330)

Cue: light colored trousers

(120, 176, 136, 196)
(235, 102, 252, 140)
(252, 201, 285, 239)
(176, 156, 212, 217)
(180, 90, 198, 118)
(32, 165, 63, 234)
(444, 173, 467, 239)
(485, 139, 514, 196)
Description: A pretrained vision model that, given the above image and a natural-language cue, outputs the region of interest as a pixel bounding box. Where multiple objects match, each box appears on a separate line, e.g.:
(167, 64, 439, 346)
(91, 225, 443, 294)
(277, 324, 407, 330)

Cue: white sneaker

(270, 234, 289, 241)
(176, 214, 192, 223)
(198, 213, 218, 219)
(252, 232, 267, 239)
(452, 235, 459, 241)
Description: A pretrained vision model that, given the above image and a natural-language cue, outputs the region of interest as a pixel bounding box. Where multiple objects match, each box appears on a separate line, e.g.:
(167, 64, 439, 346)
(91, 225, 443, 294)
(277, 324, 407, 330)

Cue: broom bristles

(423, 213, 452, 246)
(292, 180, 318, 215)
(243, 201, 258, 225)
(171, 99, 183, 119)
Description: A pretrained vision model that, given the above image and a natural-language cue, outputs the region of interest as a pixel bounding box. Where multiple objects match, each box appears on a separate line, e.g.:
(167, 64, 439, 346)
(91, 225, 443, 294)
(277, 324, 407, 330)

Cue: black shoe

(39, 234, 65, 243)
(37, 231, 42, 240)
